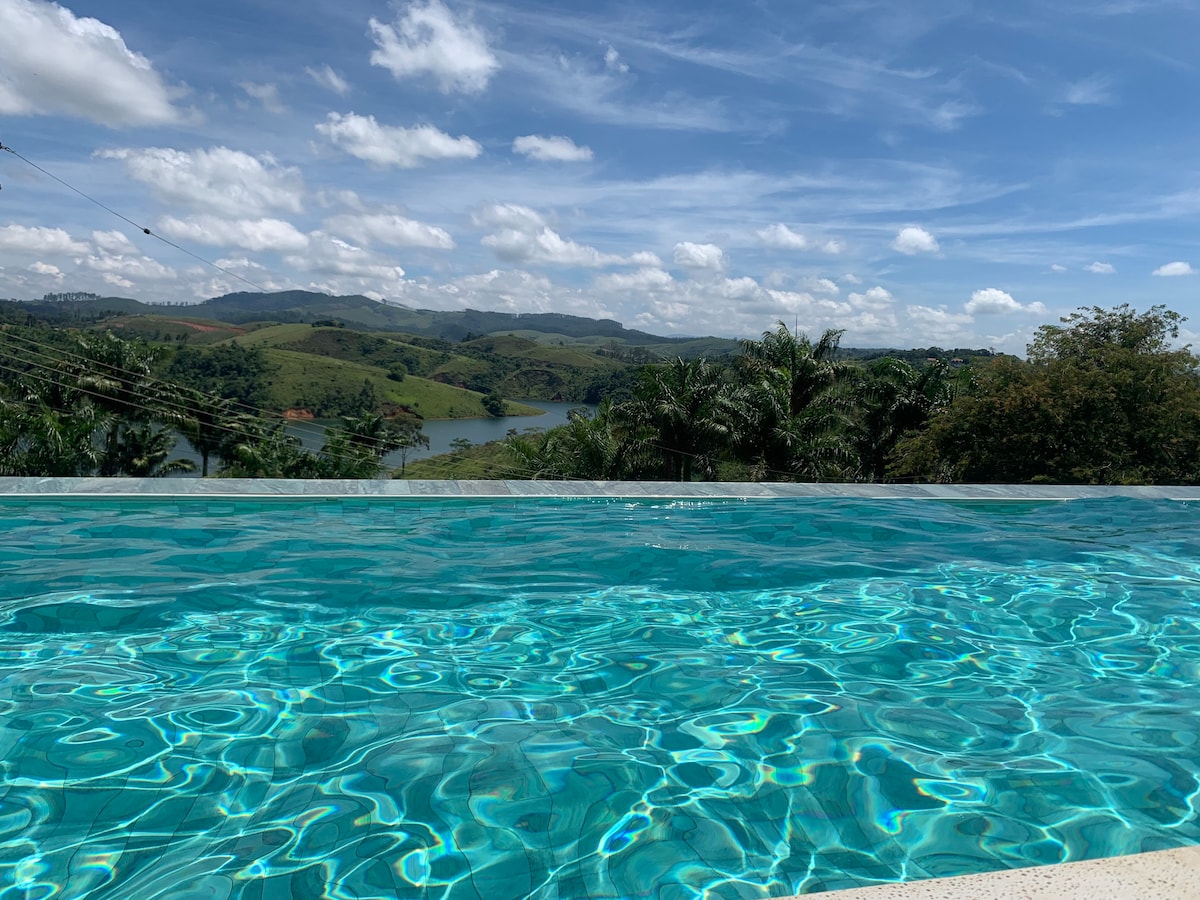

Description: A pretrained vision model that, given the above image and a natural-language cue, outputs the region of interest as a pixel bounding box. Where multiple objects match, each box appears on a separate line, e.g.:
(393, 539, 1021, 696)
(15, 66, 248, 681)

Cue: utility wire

(0, 139, 277, 295)
(0, 334, 549, 477)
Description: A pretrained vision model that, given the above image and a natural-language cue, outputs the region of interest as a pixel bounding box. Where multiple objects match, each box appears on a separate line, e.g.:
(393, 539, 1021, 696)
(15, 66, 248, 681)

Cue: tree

(481, 392, 506, 416)
(319, 413, 425, 478)
(734, 323, 852, 480)
(851, 358, 959, 482)
(623, 357, 740, 481)
(896, 306, 1200, 484)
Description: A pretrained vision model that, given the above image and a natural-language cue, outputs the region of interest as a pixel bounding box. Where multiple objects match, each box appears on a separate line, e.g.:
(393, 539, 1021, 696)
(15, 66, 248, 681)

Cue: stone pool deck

(2, 477, 1200, 500)
(812, 845, 1200, 899)
(4, 477, 1198, 897)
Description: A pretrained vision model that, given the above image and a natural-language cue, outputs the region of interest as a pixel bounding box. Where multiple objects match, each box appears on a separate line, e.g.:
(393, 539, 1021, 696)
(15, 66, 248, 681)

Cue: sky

(1, 0, 1198, 352)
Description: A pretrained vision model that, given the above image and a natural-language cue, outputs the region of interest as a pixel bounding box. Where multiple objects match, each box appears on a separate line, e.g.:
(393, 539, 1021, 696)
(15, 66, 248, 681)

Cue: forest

(2, 304, 1197, 484)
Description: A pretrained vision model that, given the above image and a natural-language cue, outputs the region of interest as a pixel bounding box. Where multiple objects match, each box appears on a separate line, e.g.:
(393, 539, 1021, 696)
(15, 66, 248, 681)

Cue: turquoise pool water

(1, 496, 1198, 899)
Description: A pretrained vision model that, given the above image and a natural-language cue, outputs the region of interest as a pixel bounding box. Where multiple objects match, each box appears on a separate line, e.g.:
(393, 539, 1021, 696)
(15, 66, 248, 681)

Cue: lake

(171, 401, 594, 476)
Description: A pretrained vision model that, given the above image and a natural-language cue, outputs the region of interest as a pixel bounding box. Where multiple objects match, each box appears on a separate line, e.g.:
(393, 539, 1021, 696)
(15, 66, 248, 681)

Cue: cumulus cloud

(98, 146, 304, 218)
(673, 242, 725, 271)
(0, 224, 89, 255)
(512, 135, 594, 162)
(85, 252, 176, 281)
(92, 230, 136, 254)
(1050, 264, 1068, 273)
(286, 233, 407, 283)
(156, 215, 310, 252)
(317, 112, 481, 168)
(0, 0, 179, 126)
(325, 213, 455, 250)
(29, 261, 64, 279)
(757, 224, 809, 250)
(965, 288, 1046, 315)
(1086, 261, 1116, 274)
(849, 286, 895, 310)
(820, 239, 846, 255)
(306, 64, 349, 96)
(471, 203, 547, 231)
(368, 0, 498, 94)
(892, 225, 939, 255)
(595, 268, 674, 292)
(1152, 261, 1196, 277)
(483, 227, 658, 268)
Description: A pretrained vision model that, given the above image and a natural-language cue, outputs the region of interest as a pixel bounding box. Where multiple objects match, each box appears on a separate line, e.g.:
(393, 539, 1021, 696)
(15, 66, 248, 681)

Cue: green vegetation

(3, 295, 1196, 485)
(498, 306, 1200, 485)
(0, 328, 427, 479)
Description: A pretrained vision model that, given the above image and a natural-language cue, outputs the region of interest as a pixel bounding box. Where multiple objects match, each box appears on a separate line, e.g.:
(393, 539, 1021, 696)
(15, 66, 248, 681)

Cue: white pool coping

(5, 477, 1198, 896)
(1, 477, 1199, 500)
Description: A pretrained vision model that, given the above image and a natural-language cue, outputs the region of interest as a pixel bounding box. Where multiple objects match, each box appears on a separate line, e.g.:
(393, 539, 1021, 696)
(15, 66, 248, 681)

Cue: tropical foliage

(4, 304, 1199, 484)
(0, 329, 425, 479)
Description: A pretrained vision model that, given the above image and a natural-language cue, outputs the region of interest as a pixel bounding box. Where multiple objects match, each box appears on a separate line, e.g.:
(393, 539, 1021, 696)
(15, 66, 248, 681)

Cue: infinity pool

(1, 496, 1198, 899)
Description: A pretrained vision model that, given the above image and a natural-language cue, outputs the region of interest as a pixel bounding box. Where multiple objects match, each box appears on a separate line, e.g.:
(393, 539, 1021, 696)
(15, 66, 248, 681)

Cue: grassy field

(261, 349, 540, 418)
(99, 315, 247, 346)
(394, 440, 528, 479)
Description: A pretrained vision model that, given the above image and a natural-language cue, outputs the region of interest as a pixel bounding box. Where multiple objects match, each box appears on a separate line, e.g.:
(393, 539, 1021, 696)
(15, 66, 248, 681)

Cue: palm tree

(735, 323, 851, 480)
(106, 422, 196, 477)
(180, 392, 238, 477)
(624, 357, 740, 481)
(852, 359, 958, 481)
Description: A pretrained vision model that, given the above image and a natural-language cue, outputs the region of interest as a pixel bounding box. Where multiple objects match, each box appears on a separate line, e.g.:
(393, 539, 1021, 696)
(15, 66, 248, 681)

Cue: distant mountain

(191, 291, 686, 345)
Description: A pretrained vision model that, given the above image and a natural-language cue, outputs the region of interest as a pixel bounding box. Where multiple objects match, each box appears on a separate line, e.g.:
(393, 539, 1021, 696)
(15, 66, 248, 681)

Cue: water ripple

(0, 497, 1198, 898)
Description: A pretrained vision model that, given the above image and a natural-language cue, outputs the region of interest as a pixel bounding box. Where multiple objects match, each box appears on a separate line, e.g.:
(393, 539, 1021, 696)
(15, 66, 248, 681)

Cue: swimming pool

(1, 493, 1198, 898)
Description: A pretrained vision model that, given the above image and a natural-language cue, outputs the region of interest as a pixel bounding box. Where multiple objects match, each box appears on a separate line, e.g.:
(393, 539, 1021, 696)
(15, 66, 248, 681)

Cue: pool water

(1, 497, 1198, 899)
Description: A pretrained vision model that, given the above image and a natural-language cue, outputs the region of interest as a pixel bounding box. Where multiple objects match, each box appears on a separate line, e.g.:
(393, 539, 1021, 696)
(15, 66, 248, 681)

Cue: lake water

(172, 401, 593, 476)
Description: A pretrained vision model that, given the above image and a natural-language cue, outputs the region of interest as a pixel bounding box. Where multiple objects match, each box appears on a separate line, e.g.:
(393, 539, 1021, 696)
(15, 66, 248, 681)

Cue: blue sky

(1, 0, 1198, 351)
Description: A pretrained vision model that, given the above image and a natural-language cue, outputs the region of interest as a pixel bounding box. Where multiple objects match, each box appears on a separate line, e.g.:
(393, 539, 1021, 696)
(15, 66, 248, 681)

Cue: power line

(0, 138, 277, 295)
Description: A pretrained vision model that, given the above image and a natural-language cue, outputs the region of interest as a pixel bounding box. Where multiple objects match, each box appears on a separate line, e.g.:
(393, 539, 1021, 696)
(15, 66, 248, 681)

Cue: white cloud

(1050, 264, 1068, 273)
(604, 45, 629, 74)
(820, 239, 846, 255)
(306, 64, 349, 96)
(849, 286, 895, 310)
(286, 233, 407, 283)
(471, 204, 547, 231)
(483, 226, 657, 268)
(98, 146, 304, 218)
(965, 288, 1046, 315)
(317, 112, 482, 168)
(29, 262, 64, 279)
(325, 213, 455, 250)
(1086, 261, 1116, 274)
(238, 81, 285, 114)
(512, 135, 594, 162)
(1152, 261, 1196, 277)
(0, 225, 89, 255)
(595, 268, 674, 292)
(840, 273, 863, 284)
(156, 215, 310, 252)
(0, 0, 179, 126)
(92, 230, 136, 254)
(757, 223, 809, 250)
(673, 241, 725, 271)
(368, 0, 498, 94)
(1063, 74, 1115, 106)
(811, 278, 839, 295)
(892, 225, 940, 255)
(85, 252, 176, 281)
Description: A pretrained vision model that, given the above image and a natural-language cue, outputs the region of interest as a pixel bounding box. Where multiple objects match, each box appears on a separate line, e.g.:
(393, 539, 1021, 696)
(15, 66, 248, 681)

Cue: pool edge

(804, 845, 1200, 898)
(1, 477, 1199, 500)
